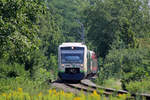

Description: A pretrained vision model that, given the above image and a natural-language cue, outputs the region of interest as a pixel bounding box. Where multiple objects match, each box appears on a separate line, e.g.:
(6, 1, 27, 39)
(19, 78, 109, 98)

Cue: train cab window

(61, 47, 84, 64)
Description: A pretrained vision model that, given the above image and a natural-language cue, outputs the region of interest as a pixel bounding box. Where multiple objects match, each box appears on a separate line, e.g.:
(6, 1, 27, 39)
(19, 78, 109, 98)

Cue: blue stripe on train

(58, 72, 85, 80)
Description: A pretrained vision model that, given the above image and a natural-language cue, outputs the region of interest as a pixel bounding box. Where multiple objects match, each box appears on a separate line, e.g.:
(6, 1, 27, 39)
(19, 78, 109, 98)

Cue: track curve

(51, 79, 150, 100)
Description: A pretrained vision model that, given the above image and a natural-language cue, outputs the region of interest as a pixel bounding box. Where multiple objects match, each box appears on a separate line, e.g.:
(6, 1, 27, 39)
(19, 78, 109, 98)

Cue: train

(58, 42, 98, 81)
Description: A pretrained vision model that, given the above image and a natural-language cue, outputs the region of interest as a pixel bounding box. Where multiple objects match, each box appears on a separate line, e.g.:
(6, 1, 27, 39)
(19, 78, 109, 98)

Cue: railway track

(80, 80, 150, 100)
(64, 81, 112, 96)
(51, 79, 150, 100)
(80, 79, 128, 94)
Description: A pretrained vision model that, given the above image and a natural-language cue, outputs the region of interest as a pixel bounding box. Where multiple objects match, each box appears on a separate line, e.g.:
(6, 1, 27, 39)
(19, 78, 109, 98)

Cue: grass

(101, 78, 122, 90)
(138, 38, 150, 48)
(0, 77, 148, 100)
(126, 78, 150, 94)
(0, 77, 50, 95)
(0, 88, 131, 100)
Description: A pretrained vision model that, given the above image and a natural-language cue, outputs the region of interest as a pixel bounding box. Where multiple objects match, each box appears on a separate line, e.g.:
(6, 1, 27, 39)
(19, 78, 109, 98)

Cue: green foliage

(104, 48, 146, 76)
(47, 0, 90, 42)
(0, 61, 29, 78)
(126, 77, 150, 94)
(0, 61, 50, 94)
(99, 78, 122, 90)
(0, 0, 63, 80)
(84, 0, 150, 57)
(32, 68, 51, 84)
(48, 54, 58, 79)
(98, 48, 150, 90)
(0, 77, 50, 94)
(0, 0, 45, 63)
(0, 0, 57, 94)
(0, 0, 150, 95)
(37, 8, 64, 55)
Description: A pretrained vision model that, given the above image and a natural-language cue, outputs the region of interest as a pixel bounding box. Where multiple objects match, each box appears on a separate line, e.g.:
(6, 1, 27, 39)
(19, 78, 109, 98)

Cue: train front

(58, 43, 87, 81)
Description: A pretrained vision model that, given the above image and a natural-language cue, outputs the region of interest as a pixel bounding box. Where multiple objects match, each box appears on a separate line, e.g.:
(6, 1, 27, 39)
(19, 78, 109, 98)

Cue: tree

(0, 0, 65, 78)
(47, 0, 90, 42)
(84, 0, 150, 58)
(0, 0, 45, 63)
(36, 5, 64, 74)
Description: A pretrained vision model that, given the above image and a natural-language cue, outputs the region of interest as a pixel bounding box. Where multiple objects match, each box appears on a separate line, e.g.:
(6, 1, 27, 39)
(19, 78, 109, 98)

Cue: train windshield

(61, 47, 84, 64)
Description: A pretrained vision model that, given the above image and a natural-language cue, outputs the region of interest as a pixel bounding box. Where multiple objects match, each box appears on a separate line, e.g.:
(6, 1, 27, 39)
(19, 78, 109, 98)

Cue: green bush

(126, 77, 150, 94)
(48, 54, 58, 80)
(32, 68, 52, 84)
(0, 61, 51, 94)
(0, 62, 29, 78)
(121, 67, 147, 90)
(0, 77, 50, 94)
(103, 48, 147, 77)
(100, 78, 122, 90)
(99, 48, 150, 90)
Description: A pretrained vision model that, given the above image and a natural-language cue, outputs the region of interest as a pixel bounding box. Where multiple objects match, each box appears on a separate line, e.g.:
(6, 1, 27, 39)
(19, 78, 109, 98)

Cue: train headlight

(80, 64, 83, 67)
(80, 64, 84, 70)
(61, 64, 64, 67)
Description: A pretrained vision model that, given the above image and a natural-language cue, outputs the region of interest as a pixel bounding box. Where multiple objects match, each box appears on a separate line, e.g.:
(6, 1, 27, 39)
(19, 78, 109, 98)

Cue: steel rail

(80, 81, 150, 100)
(64, 83, 112, 96)
(51, 79, 150, 99)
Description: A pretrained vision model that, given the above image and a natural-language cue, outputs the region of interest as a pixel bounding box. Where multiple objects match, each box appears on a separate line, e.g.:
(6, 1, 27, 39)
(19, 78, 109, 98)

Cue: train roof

(59, 42, 87, 48)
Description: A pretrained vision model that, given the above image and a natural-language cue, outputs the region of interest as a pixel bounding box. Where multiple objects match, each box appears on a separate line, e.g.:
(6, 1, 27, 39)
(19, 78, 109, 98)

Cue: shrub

(99, 48, 150, 90)
(0, 61, 51, 94)
(100, 78, 122, 90)
(32, 68, 52, 84)
(126, 77, 150, 94)
(0, 62, 29, 78)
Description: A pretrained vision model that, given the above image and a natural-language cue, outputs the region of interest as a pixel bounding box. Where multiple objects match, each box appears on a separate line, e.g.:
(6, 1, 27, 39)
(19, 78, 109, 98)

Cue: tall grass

(0, 88, 131, 100)
(0, 61, 52, 94)
(101, 78, 122, 90)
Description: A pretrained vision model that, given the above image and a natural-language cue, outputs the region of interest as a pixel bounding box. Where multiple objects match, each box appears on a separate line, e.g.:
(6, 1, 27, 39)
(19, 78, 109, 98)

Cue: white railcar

(58, 42, 98, 81)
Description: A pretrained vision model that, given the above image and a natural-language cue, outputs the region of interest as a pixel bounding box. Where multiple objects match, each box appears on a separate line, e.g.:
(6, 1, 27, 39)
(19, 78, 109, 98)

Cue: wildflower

(52, 89, 57, 94)
(18, 88, 23, 93)
(66, 92, 73, 97)
(91, 90, 100, 100)
(118, 93, 122, 97)
(60, 90, 65, 96)
(80, 93, 85, 100)
(49, 89, 52, 95)
(8, 93, 12, 99)
(2, 93, 6, 97)
(38, 92, 42, 97)
(118, 94, 127, 100)
(65, 92, 74, 99)
(12, 91, 17, 96)
(93, 90, 99, 96)
(73, 97, 81, 100)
